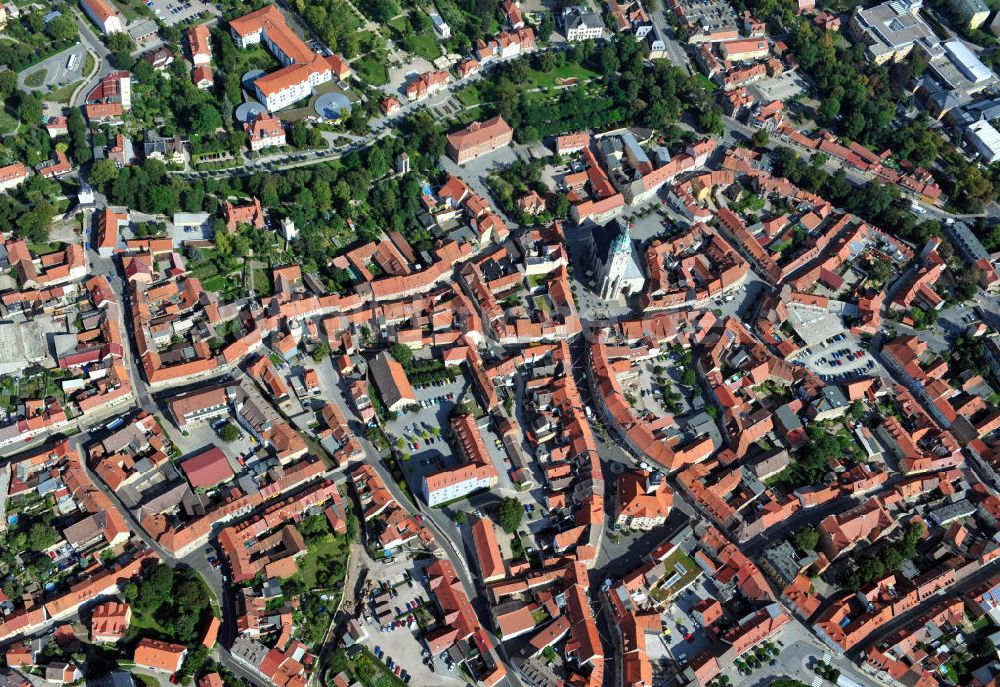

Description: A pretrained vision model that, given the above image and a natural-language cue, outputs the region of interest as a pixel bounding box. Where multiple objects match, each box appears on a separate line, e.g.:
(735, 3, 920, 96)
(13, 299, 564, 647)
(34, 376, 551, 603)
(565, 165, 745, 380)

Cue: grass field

(201, 274, 226, 292)
(83, 52, 95, 76)
(23, 69, 46, 88)
(351, 647, 406, 687)
(525, 63, 599, 89)
(133, 675, 158, 687)
(111, 0, 147, 21)
(128, 606, 172, 636)
(48, 80, 81, 103)
(403, 32, 441, 61)
(355, 56, 389, 85)
(0, 110, 16, 136)
(455, 85, 481, 107)
(298, 535, 349, 589)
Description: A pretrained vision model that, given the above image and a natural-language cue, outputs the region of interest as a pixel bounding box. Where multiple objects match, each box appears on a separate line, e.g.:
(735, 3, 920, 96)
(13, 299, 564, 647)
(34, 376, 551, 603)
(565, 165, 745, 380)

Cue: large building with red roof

(180, 447, 235, 490)
(228, 5, 341, 111)
(446, 116, 513, 164)
(80, 0, 124, 34)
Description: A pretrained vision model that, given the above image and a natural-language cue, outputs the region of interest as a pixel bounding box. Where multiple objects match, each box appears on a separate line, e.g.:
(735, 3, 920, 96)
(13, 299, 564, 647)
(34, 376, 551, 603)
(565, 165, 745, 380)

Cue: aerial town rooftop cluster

(7, 0, 1000, 685)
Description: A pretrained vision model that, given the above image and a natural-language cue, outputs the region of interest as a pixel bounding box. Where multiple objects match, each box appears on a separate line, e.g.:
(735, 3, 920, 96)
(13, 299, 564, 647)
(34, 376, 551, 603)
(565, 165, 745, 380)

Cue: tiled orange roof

(134, 638, 186, 672)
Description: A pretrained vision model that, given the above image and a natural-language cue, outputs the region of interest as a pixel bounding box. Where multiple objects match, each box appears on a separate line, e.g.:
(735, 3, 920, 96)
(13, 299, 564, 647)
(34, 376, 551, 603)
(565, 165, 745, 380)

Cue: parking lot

(791, 332, 884, 382)
(360, 555, 467, 686)
(148, 0, 219, 25)
(18, 44, 88, 93)
(750, 71, 809, 104)
(384, 373, 516, 502)
(172, 411, 258, 471)
(662, 578, 720, 665)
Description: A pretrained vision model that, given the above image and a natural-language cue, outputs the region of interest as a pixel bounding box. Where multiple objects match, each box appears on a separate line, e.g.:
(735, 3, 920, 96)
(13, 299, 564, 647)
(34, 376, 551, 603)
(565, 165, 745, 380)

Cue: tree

(849, 400, 864, 420)
(791, 528, 820, 552)
(497, 497, 523, 534)
(390, 343, 413, 367)
(136, 563, 174, 612)
(89, 159, 120, 189)
(46, 15, 78, 42)
(0, 70, 15, 100)
(188, 103, 223, 136)
(536, 13, 554, 40)
(219, 422, 240, 442)
(751, 129, 769, 148)
(16, 92, 43, 125)
(175, 579, 209, 612)
(27, 522, 59, 550)
(67, 108, 91, 164)
(312, 342, 331, 362)
(290, 121, 309, 147)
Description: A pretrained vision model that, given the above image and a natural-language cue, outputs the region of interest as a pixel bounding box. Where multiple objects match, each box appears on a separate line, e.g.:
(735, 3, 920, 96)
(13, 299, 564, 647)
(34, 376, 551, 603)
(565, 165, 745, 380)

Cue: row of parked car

(372, 647, 412, 683)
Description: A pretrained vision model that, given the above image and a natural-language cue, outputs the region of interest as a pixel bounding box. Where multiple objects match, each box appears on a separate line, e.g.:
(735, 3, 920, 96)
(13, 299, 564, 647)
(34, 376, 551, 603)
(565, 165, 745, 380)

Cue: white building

(967, 119, 1000, 163)
(280, 218, 297, 241)
(429, 11, 451, 39)
(562, 6, 604, 41)
(229, 6, 334, 111)
(586, 218, 645, 301)
(80, 0, 124, 34)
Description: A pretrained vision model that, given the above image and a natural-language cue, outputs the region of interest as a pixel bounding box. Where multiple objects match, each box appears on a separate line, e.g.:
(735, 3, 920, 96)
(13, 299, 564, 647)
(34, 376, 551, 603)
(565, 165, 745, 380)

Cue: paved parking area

(173, 412, 257, 471)
(791, 332, 883, 382)
(750, 71, 809, 105)
(662, 578, 721, 663)
(384, 374, 515, 503)
(148, 0, 218, 25)
(18, 44, 88, 92)
(361, 555, 466, 686)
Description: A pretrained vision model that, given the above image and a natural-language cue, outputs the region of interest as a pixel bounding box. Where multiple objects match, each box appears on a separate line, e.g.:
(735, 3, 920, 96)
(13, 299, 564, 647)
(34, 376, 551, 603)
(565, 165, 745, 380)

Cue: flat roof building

(967, 119, 1000, 163)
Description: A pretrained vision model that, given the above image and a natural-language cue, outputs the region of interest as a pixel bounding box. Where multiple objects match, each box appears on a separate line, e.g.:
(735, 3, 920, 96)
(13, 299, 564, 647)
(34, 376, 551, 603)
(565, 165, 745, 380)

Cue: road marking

(812, 678, 822, 687)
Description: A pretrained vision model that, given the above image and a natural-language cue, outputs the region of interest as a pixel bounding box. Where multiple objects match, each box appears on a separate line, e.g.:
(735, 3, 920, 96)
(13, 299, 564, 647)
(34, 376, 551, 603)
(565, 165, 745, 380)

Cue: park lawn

(23, 69, 46, 88)
(232, 42, 281, 74)
(455, 85, 481, 107)
(355, 57, 389, 85)
(693, 72, 717, 92)
(128, 606, 172, 636)
(201, 274, 226, 292)
(403, 31, 441, 61)
(386, 16, 408, 34)
(0, 109, 15, 136)
(48, 80, 82, 104)
(526, 63, 599, 89)
(298, 535, 348, 589)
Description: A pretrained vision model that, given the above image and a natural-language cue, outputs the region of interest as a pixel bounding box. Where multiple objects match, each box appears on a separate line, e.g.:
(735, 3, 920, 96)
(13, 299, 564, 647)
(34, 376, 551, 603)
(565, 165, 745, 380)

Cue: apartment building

(422, 413, 499, 506)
